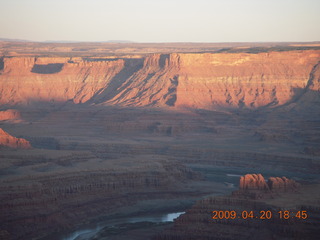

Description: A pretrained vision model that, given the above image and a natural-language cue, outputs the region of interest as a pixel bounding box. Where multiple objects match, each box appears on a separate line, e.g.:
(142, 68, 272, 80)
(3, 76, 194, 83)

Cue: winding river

(62, 211, 185, 240)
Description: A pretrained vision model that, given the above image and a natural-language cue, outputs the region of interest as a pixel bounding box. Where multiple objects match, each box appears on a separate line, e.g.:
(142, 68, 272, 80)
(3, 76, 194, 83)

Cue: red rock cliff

(239, 173, 269, 190)
(0, 51, 319, 109)
(0, 109, 20, 121)
(0, 128, 31, 149)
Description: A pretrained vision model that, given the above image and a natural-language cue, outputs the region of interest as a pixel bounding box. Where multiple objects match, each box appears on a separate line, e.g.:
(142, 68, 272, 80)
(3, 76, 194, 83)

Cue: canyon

(0, 42, 319, 239)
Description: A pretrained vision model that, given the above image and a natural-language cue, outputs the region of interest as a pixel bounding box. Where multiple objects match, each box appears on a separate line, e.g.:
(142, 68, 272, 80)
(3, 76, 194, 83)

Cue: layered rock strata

(0, 154, 201, 240)
(0, 109, 20, 121)
(0, 51, 319, 110)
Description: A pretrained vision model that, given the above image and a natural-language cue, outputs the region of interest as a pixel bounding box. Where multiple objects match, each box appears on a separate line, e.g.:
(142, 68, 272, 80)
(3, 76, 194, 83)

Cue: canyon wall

(0, 152, 201, 240)
(0, 128, 31, 149)
(1, 51, 319, 110)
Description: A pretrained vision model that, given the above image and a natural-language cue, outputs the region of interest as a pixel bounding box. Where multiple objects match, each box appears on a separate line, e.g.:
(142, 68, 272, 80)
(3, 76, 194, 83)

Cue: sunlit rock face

(0, 128, 31, 149)
(0, 109, 20, 121)
(0, 51, 319, 109)
(239, 174, 300, 191)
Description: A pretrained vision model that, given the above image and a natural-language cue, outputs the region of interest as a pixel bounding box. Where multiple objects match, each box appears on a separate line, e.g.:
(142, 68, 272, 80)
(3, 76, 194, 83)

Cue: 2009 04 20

(212, 210, 308, 220)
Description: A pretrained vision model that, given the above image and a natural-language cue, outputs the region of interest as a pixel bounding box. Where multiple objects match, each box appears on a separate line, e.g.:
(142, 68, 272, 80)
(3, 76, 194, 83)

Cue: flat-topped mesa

(0, 128, 31, 149)
(1, 50, 319, 109)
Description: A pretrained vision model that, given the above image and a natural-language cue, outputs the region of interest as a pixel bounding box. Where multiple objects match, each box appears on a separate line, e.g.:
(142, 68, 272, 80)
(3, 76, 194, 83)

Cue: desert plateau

(0, 41, 320, 240)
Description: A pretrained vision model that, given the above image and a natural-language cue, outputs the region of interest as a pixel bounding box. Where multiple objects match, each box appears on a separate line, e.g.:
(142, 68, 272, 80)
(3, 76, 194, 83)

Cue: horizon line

(1, 38, 320, 44)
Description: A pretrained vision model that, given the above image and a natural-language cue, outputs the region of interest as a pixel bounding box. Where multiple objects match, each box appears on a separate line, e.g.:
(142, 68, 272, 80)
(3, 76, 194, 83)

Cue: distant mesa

(43, 39, 135, 43)
(0, 38, 30, 42)
(0, 38, 135, 43)
(0, 128, 31, 149)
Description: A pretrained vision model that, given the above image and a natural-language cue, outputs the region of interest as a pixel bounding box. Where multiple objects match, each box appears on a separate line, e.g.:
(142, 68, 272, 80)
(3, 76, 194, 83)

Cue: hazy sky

(1, 0, 319, 42)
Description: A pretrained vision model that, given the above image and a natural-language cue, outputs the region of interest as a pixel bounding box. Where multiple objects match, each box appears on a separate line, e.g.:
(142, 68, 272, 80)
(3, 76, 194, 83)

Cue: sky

(0, 0, 319, 42)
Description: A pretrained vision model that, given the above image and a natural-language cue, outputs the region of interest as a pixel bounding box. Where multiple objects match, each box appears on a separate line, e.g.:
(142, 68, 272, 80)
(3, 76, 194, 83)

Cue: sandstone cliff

(235, 174, 300, 200)
(0, 128, 31, 149)
(0, 51, 319, 110)
(268, 176, 300, 191)
(0, 109, 20, 121)
(239, 173, 269, 190)
(239, 173, 299, 191)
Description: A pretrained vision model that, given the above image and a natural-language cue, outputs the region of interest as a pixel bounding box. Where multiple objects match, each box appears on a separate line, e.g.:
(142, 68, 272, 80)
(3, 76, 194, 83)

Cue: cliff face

(0, 56, 126, 104)
(1, 51, 319, 109)
(0, 128, 31, 149)
(176, 52, 319, 109)
(235, 174, 300, 200)
(239, 174, 300, 191)
(239, 174, 269, 190)
(0, 109, 20, 121)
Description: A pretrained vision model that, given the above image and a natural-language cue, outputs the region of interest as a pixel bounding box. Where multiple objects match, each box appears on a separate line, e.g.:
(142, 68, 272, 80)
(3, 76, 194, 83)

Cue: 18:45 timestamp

(212, 210, 308, 220)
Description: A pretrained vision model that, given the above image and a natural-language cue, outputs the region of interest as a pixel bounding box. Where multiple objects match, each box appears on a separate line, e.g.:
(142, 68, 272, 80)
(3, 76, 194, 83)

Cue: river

(62, 211, 185, 240)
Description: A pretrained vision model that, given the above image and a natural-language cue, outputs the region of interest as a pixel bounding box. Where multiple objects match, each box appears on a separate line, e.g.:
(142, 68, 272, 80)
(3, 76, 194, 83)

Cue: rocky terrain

(0, 42, 319, 239)
(1, 50, 319, 109)
(0, 128, 31, 149)
(0, 109, 21, 121)
(0, 153, 203, 239)
(155, 174, 320, 240)
(231, 173, 301, 200)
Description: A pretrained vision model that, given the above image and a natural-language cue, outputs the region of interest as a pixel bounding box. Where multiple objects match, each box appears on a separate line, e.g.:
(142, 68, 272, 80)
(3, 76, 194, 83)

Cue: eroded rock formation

(0, 51, 319, 109)
(268, 176, 300, 191)
(0, 128, 31, 149)
(235, 174, 300, 199)
(239, 173, 269, 190)
(239, 174, 300, 192)
(154, 178, 319, 240)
